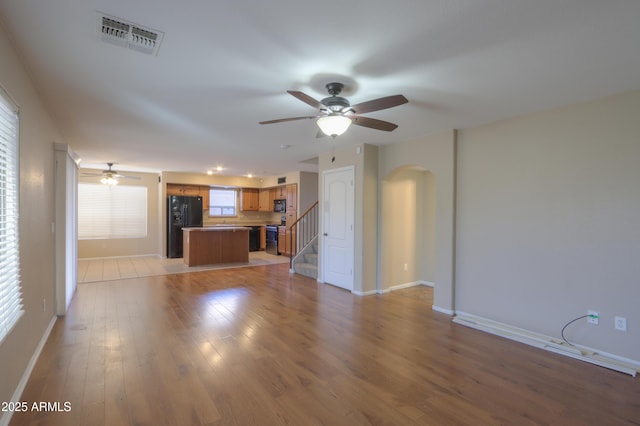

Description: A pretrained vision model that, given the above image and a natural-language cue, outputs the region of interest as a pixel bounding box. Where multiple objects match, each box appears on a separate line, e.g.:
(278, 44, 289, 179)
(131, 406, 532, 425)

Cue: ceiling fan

(259, 82, 408, 137)
(81, 162, 141, 185)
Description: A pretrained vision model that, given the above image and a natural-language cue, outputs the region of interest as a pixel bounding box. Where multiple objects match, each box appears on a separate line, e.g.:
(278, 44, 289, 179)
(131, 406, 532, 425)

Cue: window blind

(209, 188, 237, 216)
(78, 183, 147, 239)
(0, 90, 22, 343)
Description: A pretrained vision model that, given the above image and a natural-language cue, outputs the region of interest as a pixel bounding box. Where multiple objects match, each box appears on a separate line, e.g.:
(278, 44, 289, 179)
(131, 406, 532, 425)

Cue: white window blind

(78, 183, 147, 239)
(209, 188, 237, 216)
(0, 89, 22, 343)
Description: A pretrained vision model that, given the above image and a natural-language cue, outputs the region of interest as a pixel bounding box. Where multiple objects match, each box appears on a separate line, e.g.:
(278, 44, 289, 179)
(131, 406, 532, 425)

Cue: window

(0, 89, 22, 343)
(209, 188, 237, 217)
(78, 183, 147, 239)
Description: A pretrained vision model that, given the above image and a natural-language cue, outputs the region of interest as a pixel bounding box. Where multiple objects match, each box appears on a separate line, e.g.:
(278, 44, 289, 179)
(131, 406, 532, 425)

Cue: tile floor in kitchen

(78, 251, 289, 283)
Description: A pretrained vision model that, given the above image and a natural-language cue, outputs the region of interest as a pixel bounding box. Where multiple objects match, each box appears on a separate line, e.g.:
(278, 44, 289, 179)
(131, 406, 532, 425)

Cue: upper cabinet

(240, 188, 259, 211)
(258, 188, 273, 212)
(286, 183, 297, 212)
(167, 184, 210, 211)
(167, 183, 201, 196)
(274, 185, 286, 200)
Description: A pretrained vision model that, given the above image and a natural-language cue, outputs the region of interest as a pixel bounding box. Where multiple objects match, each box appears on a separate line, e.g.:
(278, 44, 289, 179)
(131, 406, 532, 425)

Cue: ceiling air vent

(99, 13, 163, 56)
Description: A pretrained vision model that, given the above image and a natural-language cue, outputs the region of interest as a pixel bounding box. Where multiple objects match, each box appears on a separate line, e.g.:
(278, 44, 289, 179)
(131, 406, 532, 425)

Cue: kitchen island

(182, 226, 250, 266)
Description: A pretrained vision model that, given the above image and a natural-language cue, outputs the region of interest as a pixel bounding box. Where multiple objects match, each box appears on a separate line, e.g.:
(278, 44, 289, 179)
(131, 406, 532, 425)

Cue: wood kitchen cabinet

(240, 188, 259, 211)
(260, 226, 266, 250)
(278, 226, 286, 255)
(167, 183, 200, 196)
(200, 186, 210, 212)
(258, 188, 273, 212)
(286, 183, 297, 212)
(167, 184, 210, 212)
(274, 185, 286, 200)
(279, 222, 297, 257)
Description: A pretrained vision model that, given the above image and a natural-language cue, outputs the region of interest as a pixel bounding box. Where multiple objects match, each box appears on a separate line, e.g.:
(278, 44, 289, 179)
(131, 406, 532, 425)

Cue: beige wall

(0, 22, 63, 415)
(381, 168, 436, 289)
(456, 90, 640, 361)
(78, 168, 160, 258)
(379, 131, 457, 312)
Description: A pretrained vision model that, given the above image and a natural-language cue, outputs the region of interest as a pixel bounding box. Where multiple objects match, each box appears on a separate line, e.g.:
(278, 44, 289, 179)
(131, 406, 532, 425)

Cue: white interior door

(322, 167, 354, 291)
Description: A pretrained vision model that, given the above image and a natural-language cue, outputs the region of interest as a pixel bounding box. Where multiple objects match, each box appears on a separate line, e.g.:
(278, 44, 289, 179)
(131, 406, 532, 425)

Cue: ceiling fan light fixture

(101, 176, 118, 185)
(317, 115, 351, 137)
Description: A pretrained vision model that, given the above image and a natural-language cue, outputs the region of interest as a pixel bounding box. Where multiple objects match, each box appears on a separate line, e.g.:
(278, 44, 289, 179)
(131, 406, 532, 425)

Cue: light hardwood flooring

(78, 251, 289, 282)
(10, 264, 640, 425)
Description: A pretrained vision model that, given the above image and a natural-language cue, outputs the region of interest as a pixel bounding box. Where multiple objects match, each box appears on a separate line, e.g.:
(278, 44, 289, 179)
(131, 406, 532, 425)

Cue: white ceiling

(1, 1, 639, 176)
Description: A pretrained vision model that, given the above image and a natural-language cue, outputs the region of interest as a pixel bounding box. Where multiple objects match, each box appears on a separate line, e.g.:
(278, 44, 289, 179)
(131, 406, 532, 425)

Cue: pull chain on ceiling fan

(259, 82, 408, 137)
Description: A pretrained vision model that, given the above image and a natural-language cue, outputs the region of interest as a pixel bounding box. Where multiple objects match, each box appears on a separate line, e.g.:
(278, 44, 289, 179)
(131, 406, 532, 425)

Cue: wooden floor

(11, 264, 640, 425)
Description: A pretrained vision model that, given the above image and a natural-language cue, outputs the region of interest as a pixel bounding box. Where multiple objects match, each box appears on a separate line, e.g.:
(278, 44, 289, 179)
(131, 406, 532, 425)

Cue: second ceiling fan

(259, 82, 408, 137)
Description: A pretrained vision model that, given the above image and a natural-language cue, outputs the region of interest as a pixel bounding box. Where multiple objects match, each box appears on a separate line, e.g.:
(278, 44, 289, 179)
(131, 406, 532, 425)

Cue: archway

(381, 166, 436, 293)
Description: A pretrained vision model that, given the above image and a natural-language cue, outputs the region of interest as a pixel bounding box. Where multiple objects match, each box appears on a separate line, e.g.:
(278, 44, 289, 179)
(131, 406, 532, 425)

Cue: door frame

(320, 165, 355, 291)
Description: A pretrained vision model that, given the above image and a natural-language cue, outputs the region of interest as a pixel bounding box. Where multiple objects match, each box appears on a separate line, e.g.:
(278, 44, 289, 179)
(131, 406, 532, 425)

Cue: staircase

(288, 201, 318, 279)
(292, 237, 318, 278)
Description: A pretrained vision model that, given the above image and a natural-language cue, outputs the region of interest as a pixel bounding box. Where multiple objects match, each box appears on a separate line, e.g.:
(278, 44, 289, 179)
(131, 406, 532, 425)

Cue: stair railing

(288, 201, 319, 270)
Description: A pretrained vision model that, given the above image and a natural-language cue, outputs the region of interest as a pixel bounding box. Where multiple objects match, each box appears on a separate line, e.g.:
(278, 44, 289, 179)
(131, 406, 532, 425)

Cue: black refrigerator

(167, 195, 203, 258)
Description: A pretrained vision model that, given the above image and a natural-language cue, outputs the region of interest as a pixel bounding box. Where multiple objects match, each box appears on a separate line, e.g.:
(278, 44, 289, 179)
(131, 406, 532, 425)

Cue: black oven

(265, 225, 279, 255)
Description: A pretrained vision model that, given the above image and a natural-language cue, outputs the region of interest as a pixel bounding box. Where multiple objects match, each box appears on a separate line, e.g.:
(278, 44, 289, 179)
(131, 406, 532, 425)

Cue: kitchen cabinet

(200, 187, 210, 212)
(260, 226, 266, 250)
(240, 188, 259, 211)
(278, 226, 286, 255)
(278, 223, 297, 257)
(285, 210, 297, 227)
(167, 183, 201, 196)
(168, 184, 210, 212)
(274, 185, 286, 200)
(258, 188, 273, 212)
(286, 183, 297, 212)
(183, 227, 249, 266)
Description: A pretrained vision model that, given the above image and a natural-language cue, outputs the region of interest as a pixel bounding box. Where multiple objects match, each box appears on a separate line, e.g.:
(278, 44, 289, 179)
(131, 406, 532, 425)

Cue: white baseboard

(353, 289, 378, 296)
(453, 311, 640, 377)
(0, 316, 57, 426)
(432, 305, 455, 316)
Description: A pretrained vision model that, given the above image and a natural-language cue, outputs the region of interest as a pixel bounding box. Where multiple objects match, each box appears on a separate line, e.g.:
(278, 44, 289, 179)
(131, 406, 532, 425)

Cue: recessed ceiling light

(247, 173, 253, 178)
(206, 170, 213, 175)
(216, 166, 223, 172)
(280, 144, 291, 149)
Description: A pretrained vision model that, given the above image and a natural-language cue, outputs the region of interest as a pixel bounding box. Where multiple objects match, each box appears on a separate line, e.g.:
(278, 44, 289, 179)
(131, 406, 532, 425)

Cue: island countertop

(183, 226, 251, 232)
(182, 226, 249, 266)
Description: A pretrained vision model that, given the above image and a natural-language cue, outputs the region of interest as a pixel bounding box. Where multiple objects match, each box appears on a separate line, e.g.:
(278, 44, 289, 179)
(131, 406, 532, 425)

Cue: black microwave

(273, 199, 286, 213)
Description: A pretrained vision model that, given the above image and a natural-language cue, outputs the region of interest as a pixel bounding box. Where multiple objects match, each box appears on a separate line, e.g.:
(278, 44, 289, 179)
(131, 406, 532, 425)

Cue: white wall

(456, 90, 640, 361)
(0, 22, 62, 419)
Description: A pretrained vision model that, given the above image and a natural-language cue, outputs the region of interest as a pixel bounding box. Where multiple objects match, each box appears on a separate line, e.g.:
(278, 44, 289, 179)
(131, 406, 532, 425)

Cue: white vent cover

(98, 13, 163, 56)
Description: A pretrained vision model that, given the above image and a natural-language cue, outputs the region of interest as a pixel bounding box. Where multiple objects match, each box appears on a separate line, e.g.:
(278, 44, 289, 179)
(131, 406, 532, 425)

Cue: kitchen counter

(182, 226, 249, 266)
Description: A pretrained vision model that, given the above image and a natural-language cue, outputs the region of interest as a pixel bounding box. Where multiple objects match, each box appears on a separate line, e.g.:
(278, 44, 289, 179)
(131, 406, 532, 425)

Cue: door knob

(323, 233, 328, 236)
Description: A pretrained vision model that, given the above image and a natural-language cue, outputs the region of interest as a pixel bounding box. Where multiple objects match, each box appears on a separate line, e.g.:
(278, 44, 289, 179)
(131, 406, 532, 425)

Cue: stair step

(304, 252, 318, 263)
(293, 262, 317, 279)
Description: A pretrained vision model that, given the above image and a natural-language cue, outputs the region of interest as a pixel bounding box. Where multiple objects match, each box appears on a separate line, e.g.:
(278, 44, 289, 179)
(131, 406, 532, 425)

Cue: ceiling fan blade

(81, 173, 102, 177)
(287, 91, 323, 109)
(352, 115, 399, 131)
(351, 95, 408, 114)
(114, 174, 141, 180)
(259, 116, 318, 125)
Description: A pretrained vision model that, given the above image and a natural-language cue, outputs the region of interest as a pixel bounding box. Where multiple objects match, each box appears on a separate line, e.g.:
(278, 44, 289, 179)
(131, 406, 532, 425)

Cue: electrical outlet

(42, 298, 46, 313)
(587, 310, 599, 325)
(615, 316, 627, 332)
(404, 263, 408, 271)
